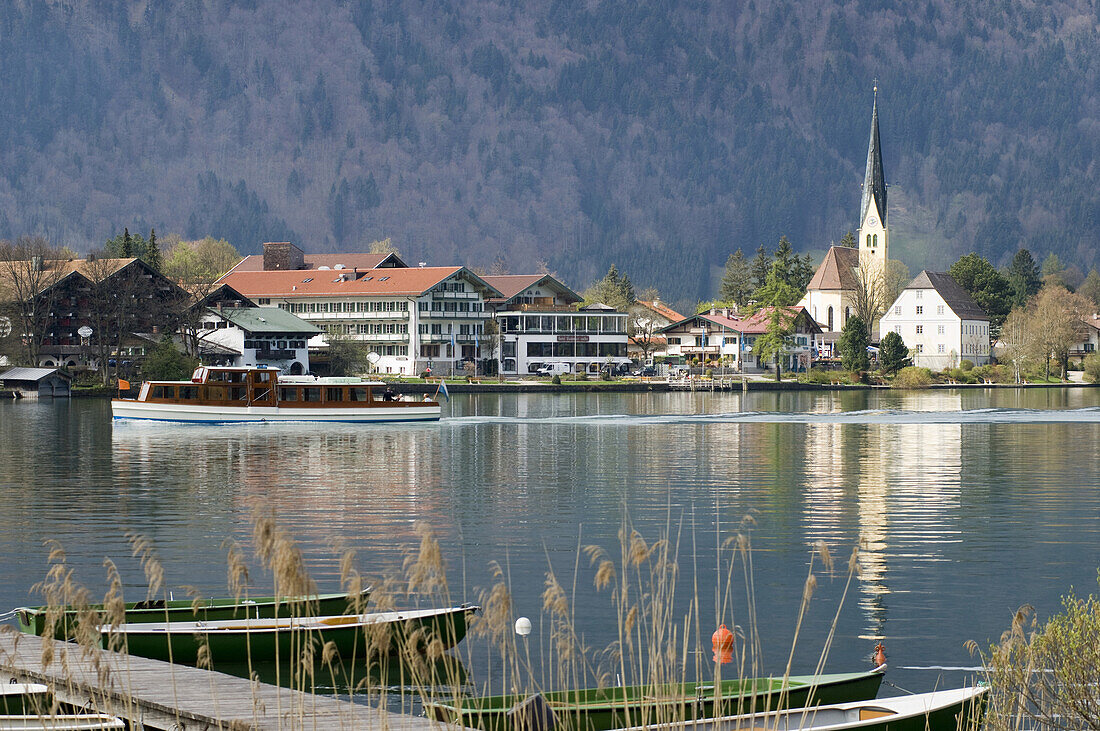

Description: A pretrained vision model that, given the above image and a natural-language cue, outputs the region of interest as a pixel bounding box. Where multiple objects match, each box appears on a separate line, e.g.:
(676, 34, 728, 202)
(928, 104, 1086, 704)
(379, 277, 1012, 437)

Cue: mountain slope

(0, 0, 1096, 302)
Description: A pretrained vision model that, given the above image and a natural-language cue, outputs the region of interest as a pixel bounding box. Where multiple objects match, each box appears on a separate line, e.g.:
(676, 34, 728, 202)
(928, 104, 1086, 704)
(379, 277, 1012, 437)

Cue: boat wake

(446, 407, 1100, 426)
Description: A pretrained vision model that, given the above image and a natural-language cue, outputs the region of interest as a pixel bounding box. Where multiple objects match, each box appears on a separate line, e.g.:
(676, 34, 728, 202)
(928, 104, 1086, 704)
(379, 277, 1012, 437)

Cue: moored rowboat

(0, 684, 125, 730)
(611, 686, 988, 731)
(425, 668, 886, 731)
(98, 603, 480, 663)
(16, 587, 372, 639)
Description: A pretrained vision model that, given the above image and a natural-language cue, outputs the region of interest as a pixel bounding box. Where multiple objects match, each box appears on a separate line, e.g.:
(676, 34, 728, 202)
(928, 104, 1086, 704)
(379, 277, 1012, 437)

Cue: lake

(1, 386, 1098, 705)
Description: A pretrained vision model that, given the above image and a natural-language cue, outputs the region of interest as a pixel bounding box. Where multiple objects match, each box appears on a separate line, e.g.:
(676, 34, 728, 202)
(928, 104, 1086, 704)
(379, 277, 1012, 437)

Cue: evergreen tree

(121, 228, 133, 257)
(792, 254, 816, 291)
(583, 264, 636, 311)
(1006, 248, 1041, 307)
(718, 249, 753, 305)
(838, 231, 857, 248)
(753, 263, 802, 380)
(750, 244, 771, 292)
(947, 253, 1013, 331)
(145, 228, 162, 271)
(1041, 252, 1067, 287)
(1078, 269, 1100, 308)
(773, 235, 796, 283)
(878, 331, 909, 375)
(839, 315, 870, 371)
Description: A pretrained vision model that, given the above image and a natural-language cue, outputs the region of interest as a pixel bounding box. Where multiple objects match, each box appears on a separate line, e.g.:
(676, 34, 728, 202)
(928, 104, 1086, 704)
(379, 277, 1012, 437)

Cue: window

(279, 387, 298, 401)
(302, 387, 322, 402)
(938, 344, 945, 353)
(937, 305, 944, 315)
(258, 298, 270, 305)
(915, 306, 923, 315)
(326, 388, 344, 402)
(894, 325, 901, 334)
(915, 290, 923, 299)
(916, 325, 923, 334)
(915, 344, 923, 353)
(894, 306, 901, 315)
(938, 325, 945, 334)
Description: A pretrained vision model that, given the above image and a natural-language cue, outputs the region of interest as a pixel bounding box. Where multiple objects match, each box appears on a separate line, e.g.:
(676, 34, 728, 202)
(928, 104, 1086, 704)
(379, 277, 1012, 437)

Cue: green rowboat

(425, 668, 885, 731)
(0, 683, 125, 729)
(98, 603, 479, 664)
(15, 587, 372, 639)
(613, 685, 988, 731)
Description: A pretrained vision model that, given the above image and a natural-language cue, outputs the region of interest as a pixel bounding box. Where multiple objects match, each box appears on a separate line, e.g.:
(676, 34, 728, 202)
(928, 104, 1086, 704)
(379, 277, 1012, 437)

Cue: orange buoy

(873, 642, 886, 668)
(712, 624, 735, 664)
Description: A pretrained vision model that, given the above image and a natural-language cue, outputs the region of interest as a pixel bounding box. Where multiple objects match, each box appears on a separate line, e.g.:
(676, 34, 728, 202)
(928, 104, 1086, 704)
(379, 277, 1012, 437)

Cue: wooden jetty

(0, 630, 437, 730)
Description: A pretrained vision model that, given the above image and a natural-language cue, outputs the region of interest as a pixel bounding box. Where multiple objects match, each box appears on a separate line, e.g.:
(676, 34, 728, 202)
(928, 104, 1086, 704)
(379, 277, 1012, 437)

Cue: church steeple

(858, 85, 888, 266)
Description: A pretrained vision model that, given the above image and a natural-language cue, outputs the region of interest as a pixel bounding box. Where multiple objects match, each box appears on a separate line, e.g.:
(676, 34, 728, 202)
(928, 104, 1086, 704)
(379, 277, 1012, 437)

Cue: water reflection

(3, 390, 1100, 696)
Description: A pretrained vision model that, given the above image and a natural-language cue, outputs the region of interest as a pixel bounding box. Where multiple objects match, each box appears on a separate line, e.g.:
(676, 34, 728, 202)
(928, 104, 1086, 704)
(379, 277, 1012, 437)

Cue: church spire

(859, 85, 887, 226)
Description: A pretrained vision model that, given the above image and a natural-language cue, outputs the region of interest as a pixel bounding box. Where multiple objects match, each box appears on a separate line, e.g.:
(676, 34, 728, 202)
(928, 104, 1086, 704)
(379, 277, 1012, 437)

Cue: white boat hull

(111, 400, 441, 423)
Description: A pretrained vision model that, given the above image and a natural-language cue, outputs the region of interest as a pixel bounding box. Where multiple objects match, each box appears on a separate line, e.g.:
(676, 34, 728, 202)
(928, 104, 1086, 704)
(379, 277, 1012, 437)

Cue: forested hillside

(0, 0, 1096, 303)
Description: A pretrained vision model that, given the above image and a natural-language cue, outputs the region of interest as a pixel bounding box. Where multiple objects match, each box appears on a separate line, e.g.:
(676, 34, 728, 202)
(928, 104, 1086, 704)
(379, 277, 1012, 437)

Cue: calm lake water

(2, 387, 1099, 703)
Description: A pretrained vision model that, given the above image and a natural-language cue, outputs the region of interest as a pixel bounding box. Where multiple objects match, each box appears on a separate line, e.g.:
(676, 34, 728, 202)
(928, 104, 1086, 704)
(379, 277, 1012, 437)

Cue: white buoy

(515, 617, 532, 636)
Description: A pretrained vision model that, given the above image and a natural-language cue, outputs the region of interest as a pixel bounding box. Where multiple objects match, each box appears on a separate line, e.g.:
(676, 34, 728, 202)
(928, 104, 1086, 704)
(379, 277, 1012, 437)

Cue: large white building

(219, 264, 503, 375)
(484, 274, 630, 375)
(879, 271, 991, 370)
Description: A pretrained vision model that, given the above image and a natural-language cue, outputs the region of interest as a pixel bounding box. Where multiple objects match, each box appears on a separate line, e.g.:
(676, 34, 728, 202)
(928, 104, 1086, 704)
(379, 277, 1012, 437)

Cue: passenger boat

(0, 683, 125, 729)
(610, 686, 988, 731)
(111, 366, 440, 423)
(425, 668, 885, 731)
(16, 587, 372, 639)
(98, 603, 480, 663)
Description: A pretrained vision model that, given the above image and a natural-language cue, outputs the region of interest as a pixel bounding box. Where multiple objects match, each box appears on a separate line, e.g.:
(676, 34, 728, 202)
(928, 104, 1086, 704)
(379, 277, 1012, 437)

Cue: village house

(659, 307, 823, 373)
(629, 298, 685, 363)
(879, 271, 991, 369)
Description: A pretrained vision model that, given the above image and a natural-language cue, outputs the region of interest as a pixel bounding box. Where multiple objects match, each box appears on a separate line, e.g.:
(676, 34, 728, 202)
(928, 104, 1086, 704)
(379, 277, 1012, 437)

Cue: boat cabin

(134, 366, 414, 408)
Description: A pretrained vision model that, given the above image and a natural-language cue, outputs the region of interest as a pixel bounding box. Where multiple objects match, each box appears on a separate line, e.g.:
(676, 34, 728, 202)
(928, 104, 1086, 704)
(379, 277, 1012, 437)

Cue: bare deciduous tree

(0, 236, 69, 365)
(851, 257, 885, 340)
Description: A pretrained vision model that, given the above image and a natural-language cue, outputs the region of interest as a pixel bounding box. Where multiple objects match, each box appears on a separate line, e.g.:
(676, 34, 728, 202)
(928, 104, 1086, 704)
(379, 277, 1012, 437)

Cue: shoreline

(31, 380, 1096, 399)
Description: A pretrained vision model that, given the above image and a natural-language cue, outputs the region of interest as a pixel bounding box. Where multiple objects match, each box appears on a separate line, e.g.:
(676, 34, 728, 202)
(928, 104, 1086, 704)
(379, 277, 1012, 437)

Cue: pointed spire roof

(860, 87, 887, 225)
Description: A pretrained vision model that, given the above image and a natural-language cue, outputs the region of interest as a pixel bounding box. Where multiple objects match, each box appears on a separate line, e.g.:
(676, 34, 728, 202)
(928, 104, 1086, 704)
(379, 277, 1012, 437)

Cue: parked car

(536, 362, 571, 377)
(633, 365, 657, 377)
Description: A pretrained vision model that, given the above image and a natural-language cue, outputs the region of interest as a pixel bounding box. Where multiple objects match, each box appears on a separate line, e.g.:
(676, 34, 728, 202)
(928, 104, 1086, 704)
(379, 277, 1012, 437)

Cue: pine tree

(878, 331, 909, 375)
(839, 315, 870, 371)
(750, 244, 772, 292)
(121, 228, 133, 257)
(1006, 248, 1041, 307)
(145, 228, 162, 272)
(718, 249, 753, 305)
(838, 231, 857, 249)
(773, 236, 796, 284)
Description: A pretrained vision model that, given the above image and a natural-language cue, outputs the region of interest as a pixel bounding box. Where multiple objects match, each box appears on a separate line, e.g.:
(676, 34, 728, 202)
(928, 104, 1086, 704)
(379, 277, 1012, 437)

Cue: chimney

(263, 242, 305, 271)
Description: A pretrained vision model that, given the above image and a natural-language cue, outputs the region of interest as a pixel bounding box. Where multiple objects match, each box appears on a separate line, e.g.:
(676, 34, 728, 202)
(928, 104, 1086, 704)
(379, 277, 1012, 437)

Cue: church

(799, 88, 889, 351)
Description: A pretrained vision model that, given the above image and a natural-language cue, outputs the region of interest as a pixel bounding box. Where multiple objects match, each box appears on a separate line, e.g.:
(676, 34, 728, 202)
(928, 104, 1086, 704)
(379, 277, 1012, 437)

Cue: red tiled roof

(481, 274, 582, 304)
(639, 300, 685, 322)
(227, 252, 403, 273)
(735, 306, 820, 334)
(806, 246, 859, 291)
(218, 266, 500, 298)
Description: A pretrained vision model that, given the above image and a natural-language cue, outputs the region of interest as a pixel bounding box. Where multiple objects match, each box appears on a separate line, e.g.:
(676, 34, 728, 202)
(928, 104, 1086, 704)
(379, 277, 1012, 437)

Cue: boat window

(254, 371, 272, 383)
(302, 387, 322, 402)
(279, 387, 298, 401)
(179, 386, 198, 400)
(350, 387, 369, 402)
(229, 386, 247, 401)
(207, 386, 226, 401)
(326, 388, 344, 402)
(151, 385, 167, 399)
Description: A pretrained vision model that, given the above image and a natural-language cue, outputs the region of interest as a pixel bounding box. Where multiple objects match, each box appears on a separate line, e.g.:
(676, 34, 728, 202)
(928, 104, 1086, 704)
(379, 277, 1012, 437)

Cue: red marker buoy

(872, 642, 886, 668)
(712, 624, 734, 664)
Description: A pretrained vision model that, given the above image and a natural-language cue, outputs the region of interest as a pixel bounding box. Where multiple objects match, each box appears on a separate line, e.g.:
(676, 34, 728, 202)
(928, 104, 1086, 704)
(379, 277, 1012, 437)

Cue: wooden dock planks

(0, 630, 439, 730)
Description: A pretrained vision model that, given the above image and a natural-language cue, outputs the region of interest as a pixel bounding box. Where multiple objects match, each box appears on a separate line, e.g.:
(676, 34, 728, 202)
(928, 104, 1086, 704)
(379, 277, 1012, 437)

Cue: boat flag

(118, 379, 130, 391)
(435, 379, 450, 402)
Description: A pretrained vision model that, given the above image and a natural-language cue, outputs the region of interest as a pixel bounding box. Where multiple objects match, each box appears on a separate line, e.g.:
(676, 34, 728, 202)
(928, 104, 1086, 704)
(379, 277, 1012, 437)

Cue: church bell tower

(858, 86, 888, 271)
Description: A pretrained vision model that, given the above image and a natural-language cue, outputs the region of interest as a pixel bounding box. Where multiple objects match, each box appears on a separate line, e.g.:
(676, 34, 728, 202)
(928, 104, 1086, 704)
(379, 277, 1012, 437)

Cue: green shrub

(960, 359, 974, 371)
(894, 366, 934, 388)
(797, 367, 835, 384)
(419, 370, 432, 379)
(1084, 353, 1100, 383)
(705, 368, 714, 379)
(551, 374, 561, 385)
(576, 373, 589, 381)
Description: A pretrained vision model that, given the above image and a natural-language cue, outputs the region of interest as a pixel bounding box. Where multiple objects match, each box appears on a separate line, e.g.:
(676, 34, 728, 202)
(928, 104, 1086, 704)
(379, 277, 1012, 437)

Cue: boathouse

(0, 367, 71, 397)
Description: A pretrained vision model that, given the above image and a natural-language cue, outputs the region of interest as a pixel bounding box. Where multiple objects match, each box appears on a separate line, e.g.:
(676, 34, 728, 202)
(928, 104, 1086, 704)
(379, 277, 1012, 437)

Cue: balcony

(349, 333, 410, 343)
(254, 349, 297, 360)
(295, 310, 409, 320)
(421, 310, 486, 319)
(432, 291, 478, 299)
